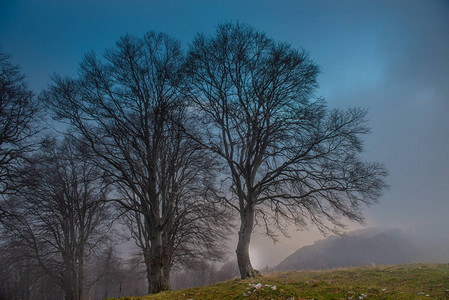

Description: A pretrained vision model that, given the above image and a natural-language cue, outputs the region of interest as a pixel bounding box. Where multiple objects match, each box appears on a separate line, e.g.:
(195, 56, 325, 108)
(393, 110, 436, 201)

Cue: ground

(109, 264, 449, 299)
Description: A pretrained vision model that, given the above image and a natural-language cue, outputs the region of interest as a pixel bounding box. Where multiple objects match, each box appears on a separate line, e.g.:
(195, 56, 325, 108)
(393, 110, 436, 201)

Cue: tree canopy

(0, 52, 39, 199)
(42, 32, 230, 293)
(186, 23, 388, 278)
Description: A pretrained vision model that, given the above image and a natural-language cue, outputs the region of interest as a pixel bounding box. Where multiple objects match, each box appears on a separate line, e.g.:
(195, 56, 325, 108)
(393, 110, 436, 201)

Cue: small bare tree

(186, 23, 388, 278)
(42, 32, 230, 293)
(85, 246, 147, 300)
(0, 52, 39, 219)
(1, 137, 111, 300)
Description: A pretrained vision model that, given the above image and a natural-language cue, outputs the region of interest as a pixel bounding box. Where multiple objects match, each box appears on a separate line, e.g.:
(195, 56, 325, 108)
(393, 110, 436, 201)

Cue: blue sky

(1, 0, 422, 93)
(1, 0, 448, 267)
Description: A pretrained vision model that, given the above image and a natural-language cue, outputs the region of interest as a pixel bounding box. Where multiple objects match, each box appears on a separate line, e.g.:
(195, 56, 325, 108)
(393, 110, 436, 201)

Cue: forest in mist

(0, 22, 389, 299)
(2, 1, 449, 297)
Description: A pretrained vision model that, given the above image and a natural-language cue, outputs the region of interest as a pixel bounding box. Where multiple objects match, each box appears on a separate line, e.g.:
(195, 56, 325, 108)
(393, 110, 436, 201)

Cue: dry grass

(109, 263, 449, 299)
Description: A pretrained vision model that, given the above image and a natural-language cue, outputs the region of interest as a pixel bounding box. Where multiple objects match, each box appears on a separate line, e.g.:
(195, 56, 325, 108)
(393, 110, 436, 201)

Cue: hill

(109, 264, 449, 299)
(275, 229, 422, 271)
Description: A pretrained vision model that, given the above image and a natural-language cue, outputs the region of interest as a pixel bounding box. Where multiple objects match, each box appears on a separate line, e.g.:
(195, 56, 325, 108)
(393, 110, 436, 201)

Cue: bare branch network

(0, 22, 387, 298)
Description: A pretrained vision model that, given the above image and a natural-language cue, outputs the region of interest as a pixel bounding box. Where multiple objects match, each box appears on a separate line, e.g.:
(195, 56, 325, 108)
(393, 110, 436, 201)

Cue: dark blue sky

(1, 0, 448, 266)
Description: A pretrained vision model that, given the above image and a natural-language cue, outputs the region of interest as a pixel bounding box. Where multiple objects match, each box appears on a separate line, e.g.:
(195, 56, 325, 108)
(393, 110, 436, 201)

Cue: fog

(244, 0, 449, 269)
(1, 0, 448, 274)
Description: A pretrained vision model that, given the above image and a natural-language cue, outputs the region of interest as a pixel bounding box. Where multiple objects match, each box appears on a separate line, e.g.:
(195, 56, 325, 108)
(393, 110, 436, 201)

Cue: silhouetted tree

(186, 23, 388, 279)
(85, 246, 147, 299)
(170, 259, 239, 290)
(1, 137, 111, 300)
(0, 52, 39, 220)
(42, 32, 230, 294)
(0, 247, 61, 300)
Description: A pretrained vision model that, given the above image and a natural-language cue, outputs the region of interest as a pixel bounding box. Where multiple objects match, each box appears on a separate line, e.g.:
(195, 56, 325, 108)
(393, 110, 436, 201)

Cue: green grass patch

(109, 264, 449, 299)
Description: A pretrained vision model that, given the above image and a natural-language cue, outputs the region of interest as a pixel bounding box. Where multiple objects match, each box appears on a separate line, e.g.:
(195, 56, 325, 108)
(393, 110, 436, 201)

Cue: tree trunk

(235, 206, 261, 279)
(145, 258, 152, 294)
(77, 255, 84, 300)
(148, 262, 170, 294)
(145, 258, 170, 294)
(63, 285, 76, 300)
(145, 229, 170, 294)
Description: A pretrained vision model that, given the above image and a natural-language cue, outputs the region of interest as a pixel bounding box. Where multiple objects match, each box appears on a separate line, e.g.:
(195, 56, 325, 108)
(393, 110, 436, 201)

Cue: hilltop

(275, 229, 415, 271)
(275, 228, 449, 271)
(109, 264, 449, 299)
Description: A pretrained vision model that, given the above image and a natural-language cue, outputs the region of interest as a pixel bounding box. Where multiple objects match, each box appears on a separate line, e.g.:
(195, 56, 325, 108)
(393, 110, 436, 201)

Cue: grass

(109, 264, 449, 299)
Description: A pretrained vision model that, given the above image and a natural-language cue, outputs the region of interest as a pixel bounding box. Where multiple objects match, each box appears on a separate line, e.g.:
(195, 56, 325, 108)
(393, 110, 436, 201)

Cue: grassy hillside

(110, 264, 449, 299)
(275, 229, 417, 271)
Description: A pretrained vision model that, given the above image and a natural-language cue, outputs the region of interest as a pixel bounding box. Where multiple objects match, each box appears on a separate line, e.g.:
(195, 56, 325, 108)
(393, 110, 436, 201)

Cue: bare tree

(42, 32, 230, 293)
(0, 248, 39, 300)
(185, 23, 388, 279)
(85, 246, 147, 300)
(1, 137, 111, 300)
(0, 52, 39, 219)
(0, 245, 61, 300)
(170, 259, 239, 290)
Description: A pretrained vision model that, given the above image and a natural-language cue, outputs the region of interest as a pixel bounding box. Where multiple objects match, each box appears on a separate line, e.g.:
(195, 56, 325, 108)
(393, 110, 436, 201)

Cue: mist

(1, 0, 448, 297)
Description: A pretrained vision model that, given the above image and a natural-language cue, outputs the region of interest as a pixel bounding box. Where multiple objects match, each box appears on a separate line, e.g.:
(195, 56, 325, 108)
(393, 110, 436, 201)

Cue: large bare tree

(0, 52, 39, 218)
(1, 137, 111, 300)
(42, 32, 229, 293)
(186, 23, 388, 279)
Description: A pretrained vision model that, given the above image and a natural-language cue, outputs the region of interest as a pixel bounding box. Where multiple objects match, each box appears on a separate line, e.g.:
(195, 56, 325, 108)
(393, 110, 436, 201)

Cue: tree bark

(148, 262, 170, 294)
(145, 229, 170, 294)
(145, 257, 152, 294)
(63, 284, 76, 300)
(77, 255, 84, 300)
(235, 206, 261, 279)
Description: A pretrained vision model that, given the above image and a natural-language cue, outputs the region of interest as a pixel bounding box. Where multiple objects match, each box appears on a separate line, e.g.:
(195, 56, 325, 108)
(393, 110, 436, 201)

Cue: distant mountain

(274, 228, 420, 271)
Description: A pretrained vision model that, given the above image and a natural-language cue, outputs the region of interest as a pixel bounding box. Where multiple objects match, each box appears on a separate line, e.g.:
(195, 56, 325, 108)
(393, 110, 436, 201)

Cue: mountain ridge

(274, 228, 422, 271)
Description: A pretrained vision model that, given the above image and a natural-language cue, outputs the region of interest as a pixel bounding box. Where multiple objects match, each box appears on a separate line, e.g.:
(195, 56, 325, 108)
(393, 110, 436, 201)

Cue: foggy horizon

(1, 0, 448, 293)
